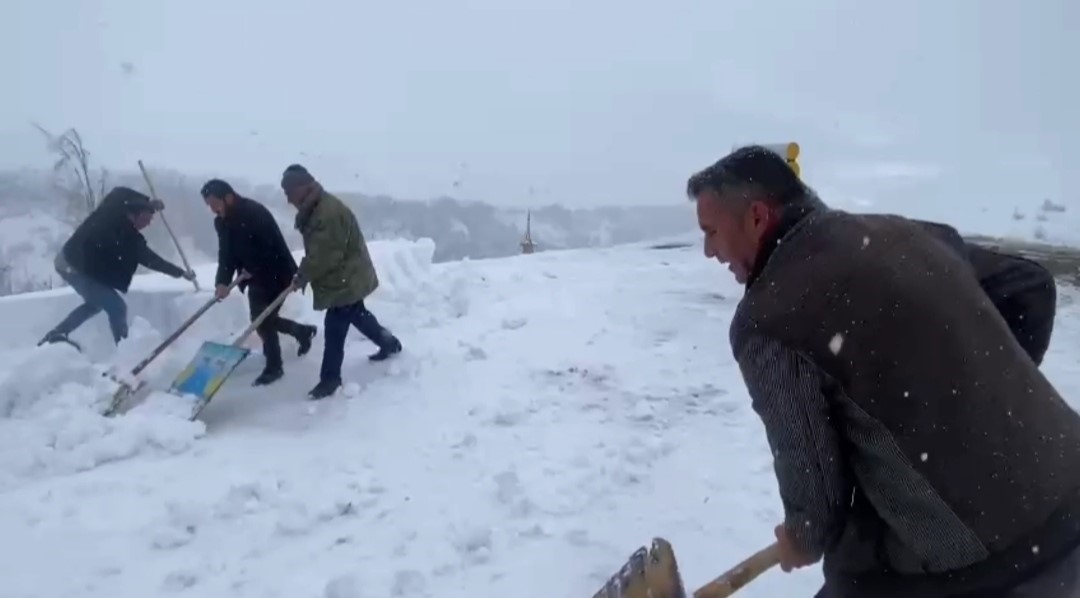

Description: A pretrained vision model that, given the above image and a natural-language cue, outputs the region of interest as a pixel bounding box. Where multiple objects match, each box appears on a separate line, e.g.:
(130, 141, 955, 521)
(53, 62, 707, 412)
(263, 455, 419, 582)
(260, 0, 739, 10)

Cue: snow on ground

(1, 240, 1079, 598)
(0, 211, 72, 293)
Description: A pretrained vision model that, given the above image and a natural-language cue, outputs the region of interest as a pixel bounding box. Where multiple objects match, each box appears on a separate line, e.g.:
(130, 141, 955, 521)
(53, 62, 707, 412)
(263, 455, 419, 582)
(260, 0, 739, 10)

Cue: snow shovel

(138, 159, 200, 292)
(170, 282, 297, 421)
(591, 538, 780, 598)
(102, 274, 250, 417)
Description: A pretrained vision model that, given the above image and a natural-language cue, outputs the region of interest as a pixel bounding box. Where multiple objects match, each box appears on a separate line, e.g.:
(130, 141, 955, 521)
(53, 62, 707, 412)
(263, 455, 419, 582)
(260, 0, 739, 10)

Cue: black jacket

(61, 186, 185, 292)
(214, 196, 297, 292)
(915, 219, 1057, 364)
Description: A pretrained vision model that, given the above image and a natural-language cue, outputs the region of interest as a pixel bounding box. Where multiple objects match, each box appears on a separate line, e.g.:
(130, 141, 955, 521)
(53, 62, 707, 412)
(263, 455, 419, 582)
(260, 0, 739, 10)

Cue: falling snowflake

(920, 453, 928, 462)
(862, 236, 870, 248)
(829, 333, 843, 355)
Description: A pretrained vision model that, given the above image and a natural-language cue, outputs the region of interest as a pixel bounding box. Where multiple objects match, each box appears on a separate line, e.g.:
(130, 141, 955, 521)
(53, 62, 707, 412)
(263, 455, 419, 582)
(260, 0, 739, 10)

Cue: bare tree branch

(29, 122, 107, 220)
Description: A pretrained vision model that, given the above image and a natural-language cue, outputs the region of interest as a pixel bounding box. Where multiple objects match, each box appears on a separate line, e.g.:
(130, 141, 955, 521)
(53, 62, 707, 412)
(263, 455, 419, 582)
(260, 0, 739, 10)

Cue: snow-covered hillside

(0, 168, 701, 297)
(2, 239, 1080, 597)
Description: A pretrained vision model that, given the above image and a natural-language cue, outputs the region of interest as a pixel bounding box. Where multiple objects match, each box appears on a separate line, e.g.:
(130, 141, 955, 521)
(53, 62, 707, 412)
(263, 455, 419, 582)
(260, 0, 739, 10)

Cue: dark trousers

(1001, 541, 1080, 597)
(814, 542, 1080, 597)
(320, 299, 392, 382)
(51, 254, 128, 344)
(248, 283, 305, 370)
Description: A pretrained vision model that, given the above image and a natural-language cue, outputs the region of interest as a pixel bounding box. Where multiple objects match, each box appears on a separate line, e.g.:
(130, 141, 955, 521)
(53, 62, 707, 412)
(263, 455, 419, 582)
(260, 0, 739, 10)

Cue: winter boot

(297, 325, 318, 357)
(308, 378, 341, 400)
(37, 330, 82, 352)
(369, 334, 403, 362)
(253, 366, 284, 386)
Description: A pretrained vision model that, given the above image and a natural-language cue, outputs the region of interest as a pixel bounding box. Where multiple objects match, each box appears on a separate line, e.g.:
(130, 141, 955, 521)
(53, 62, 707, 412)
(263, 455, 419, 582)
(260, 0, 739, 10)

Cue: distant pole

(520, 210, 536, 255)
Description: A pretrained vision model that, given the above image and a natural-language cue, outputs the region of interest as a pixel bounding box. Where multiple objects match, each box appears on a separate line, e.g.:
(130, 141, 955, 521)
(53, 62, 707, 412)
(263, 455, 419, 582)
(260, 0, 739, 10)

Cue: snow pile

(0, 238, 441, 352)
(372, 237, 473, 324)
(0, 238, 444, 493)
(368, 237, 437, 304)
(0, 333, 205, 490)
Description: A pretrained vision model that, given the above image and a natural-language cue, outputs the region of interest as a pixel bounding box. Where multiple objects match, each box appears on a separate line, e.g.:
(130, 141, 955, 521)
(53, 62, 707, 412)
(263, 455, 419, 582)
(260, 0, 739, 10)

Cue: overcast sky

(2, 0, 1076, 225)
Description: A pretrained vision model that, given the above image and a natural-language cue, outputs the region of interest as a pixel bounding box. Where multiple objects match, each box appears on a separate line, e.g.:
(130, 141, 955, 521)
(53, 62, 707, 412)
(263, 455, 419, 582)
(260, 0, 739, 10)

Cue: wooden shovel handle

(128, 274, 249, 377)
(231, 282, 297, 347)
(692, 543, 781, 598)
(138, 159, 199, 291)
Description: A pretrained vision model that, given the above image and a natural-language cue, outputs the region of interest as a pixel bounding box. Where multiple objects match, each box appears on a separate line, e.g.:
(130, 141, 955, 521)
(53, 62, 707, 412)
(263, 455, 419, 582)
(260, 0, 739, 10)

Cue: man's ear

(747, 200, 772, 228)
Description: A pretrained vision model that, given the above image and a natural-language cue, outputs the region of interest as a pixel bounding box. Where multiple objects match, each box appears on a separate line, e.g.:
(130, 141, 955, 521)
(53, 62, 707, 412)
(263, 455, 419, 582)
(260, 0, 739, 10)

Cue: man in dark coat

(912, 220, 1057, 365)
(38, 187, 196, 348)
(739, 193, 1058, 365)
(687, 145, 1080, 597)
(280, 164, 402, 400)
(701, 173, 1057, 367)
(200, 179, 318, 386)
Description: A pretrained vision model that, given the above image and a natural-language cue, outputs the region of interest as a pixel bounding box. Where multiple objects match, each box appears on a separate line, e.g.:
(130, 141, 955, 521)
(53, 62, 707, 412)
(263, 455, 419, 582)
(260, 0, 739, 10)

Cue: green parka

(294, 190, 379, 310)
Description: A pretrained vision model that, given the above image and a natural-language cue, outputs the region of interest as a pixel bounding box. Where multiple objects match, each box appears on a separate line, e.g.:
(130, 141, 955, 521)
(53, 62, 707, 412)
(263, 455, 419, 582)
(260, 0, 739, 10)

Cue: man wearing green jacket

(281, 164, 403, 399)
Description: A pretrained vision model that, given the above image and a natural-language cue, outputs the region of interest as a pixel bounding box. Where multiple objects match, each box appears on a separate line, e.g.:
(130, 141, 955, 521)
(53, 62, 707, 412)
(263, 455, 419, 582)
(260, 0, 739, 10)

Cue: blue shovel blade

(170, 341, 251, 402)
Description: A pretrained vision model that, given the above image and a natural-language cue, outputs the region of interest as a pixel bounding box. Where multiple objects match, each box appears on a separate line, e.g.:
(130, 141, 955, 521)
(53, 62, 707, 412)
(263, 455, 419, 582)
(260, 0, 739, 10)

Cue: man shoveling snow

(38, 187, 196, 349)
(281, 164, 404, 400)
(688, 145, 1080, 598)
(200, 178, 318, 387)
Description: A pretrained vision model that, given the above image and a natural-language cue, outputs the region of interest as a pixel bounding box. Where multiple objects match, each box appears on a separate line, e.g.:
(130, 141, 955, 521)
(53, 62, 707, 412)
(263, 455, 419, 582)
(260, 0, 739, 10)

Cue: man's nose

(703, 239, 715, 258)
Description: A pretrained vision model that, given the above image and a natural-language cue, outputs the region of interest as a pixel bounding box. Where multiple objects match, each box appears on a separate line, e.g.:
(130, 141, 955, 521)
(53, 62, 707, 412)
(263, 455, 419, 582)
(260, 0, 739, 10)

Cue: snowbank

(0, 239, 437, 355)
(0, 211, 73, 293)
(0, 238, 438, 489)
(0, 329, 206, 491)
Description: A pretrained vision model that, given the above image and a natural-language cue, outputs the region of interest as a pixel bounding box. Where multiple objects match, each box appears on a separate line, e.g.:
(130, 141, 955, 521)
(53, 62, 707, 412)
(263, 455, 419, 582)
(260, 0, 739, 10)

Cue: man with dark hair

(687, 147, 1057, 365)
(689, 145, 1080, 597)
(38, 186, 196, 348)
(280, 164, 402, 400)
(201, 178, 318, 386)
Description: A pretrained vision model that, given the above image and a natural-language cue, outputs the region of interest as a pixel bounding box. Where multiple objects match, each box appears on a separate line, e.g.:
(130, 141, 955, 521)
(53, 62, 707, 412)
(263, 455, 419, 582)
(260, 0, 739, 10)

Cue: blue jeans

(320, 300, 391, 382)
(51, 255, 128, 344)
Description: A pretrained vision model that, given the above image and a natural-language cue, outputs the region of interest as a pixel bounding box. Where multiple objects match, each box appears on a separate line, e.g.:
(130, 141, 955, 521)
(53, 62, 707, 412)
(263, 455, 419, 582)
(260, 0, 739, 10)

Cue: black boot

(37, 330, 82, 352)
(256, 329, 284, 386)
(308, 378, 341, 400)
(253, 366, 284, 386)
(297, 325, 318, 357)
(37, 330, 63, 346)
(368, 334, 402, 362)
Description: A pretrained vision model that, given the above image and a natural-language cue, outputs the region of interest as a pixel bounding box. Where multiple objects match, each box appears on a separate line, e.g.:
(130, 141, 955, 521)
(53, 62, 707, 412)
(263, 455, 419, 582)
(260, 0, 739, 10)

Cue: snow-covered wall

(0, 238, 438, 359)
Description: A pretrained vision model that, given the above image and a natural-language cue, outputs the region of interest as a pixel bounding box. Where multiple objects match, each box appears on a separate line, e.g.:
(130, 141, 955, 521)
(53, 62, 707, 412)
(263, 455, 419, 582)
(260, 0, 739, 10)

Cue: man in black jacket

(38, 186, 196, 347)
(201, 179, 317, 386)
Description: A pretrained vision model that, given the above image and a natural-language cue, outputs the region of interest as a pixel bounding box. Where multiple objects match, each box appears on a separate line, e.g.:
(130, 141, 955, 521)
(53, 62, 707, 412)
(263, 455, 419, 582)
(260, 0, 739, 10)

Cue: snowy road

(1, 242, 1078, 597)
